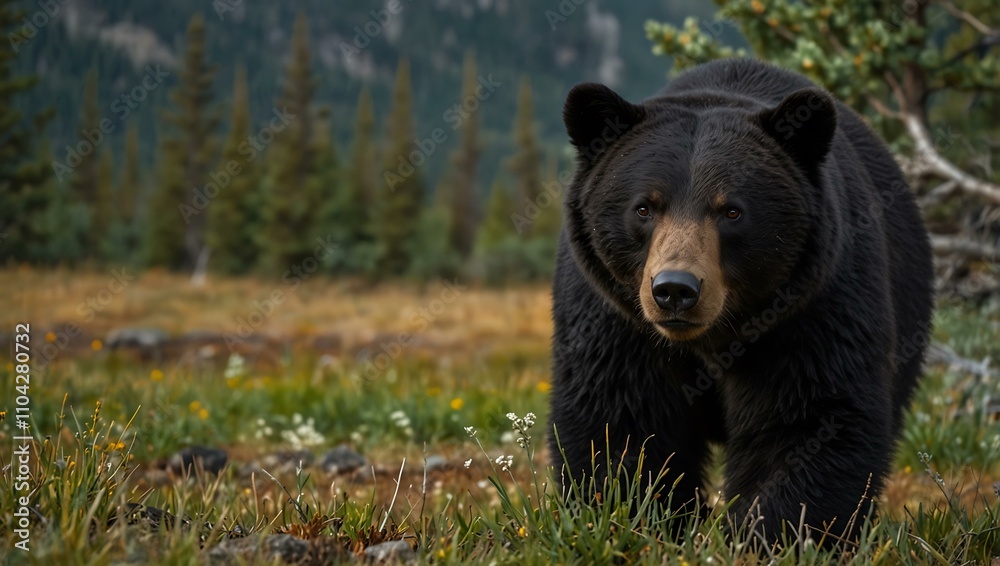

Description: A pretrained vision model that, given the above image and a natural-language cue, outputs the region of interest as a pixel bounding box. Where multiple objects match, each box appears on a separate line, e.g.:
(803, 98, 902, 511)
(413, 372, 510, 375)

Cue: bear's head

(562, 82, 838, 344)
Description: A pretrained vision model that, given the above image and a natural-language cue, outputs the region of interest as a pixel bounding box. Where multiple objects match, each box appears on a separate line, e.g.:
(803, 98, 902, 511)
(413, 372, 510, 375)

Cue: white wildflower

(389, 410, 411, 429)
(280, 416, 325, 451)
(224, 353, 246, 379)
(464, 459, 473, 468)
(506, 411, 535, 449)
(494, 454, 513, 472)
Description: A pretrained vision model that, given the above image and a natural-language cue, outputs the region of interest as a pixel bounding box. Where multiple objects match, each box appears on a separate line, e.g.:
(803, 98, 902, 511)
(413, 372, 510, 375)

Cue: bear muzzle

(640, 217, 727, 340)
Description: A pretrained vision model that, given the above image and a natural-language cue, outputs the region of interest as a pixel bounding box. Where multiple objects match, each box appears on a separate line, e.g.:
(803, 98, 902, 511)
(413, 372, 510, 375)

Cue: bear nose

(651, 270, 701, 313)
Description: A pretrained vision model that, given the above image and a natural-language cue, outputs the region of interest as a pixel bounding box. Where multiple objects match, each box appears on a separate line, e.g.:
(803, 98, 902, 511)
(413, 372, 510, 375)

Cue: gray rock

(246, 450, 315, 477)
(424, 455, 448, 472)
(209, 533, 309, 564)
(274, 449, 315, 469)
(168, 445, 228, 475)
(321, 444, 367, 474)
(364, 540, 415, 564)
(106, 327, 168, 349)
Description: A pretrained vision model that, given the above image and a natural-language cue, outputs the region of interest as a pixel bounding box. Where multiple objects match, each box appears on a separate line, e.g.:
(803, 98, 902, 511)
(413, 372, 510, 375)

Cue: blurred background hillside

(3, 0, 997, 292)
(1, 0, 739, 282)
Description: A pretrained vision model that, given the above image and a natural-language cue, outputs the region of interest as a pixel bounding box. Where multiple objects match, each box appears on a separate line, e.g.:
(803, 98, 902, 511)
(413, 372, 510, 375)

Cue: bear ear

(563, 83, 646, 163)
(758, 88, 837, 175)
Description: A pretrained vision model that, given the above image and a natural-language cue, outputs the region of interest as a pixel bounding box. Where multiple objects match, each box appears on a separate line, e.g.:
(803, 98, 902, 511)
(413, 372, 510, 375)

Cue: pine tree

(0, 0, 52, 263)
(103, 129, 138, 265)
(92, 149, 114, 260)
(146, 134, 188, 268)
(473, 178, 526, 285)
(533, 154, 562, 240)
(349, 86, 377, 213)
(476, 179, 516, 252)
(108, 121, 142, 262)
(208, 65, 259, 274)
(332, 85, 377, 272)
(119, 122, 140, 226)
(70, 68, 103, 256)
(408, 202, 460, 279)
(260, 12, 322, 273)
(376, 58, 424, 277)
(507, 76, 543, 239)
(146, 14, 219, 270)
(309, 106, 344, 269)
(444, 50, 482, 260)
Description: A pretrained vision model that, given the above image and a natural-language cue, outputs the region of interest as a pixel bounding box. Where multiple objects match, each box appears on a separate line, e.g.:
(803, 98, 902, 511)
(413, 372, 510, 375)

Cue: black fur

(550, 59, 934, 543)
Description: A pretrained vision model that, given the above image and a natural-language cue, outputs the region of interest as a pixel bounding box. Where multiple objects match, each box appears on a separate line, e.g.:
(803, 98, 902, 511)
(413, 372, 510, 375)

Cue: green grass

(1, 295, 998, 564)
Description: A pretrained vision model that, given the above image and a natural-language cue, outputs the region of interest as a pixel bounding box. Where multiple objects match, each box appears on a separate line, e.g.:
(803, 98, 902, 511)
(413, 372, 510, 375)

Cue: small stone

(106, 327, 168, 349)
(209, 534, 308, 564)
(116, 503, 181, 531)
(364, 540, 415, 564)
(169, 446, 228, 475)
(275, 449, 315, 468)
(321, 444, 367, 475)
(265, 449, 315, 470)
(424, 455, 448, 472)
(246, 450, 315, 478)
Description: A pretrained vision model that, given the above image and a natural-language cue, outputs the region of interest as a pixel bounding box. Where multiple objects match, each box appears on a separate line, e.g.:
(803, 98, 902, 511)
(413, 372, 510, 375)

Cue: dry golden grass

(0, 267, 554, 355)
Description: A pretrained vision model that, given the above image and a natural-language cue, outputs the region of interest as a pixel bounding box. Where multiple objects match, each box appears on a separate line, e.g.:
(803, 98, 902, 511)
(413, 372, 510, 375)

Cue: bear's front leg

(722, 399, 892, 544)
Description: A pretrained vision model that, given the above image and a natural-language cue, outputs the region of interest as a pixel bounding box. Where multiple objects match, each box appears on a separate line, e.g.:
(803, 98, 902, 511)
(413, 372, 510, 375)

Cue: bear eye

(636, 206, 651, 219)
(725, 207, 742, 221)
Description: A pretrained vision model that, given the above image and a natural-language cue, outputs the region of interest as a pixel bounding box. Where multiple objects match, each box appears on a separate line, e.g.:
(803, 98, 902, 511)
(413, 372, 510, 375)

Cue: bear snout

(651, 270, 701, 313)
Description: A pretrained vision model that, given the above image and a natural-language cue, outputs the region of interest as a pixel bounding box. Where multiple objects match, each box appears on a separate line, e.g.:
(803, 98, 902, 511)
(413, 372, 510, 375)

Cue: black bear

(549, 58, 934, 543)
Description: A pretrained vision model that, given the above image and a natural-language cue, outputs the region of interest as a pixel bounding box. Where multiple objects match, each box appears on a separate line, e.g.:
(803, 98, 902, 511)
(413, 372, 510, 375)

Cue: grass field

(1, 268, 999, 564)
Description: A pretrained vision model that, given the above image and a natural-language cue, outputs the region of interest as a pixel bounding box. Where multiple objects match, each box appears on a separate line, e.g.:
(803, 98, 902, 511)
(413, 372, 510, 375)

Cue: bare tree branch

(903, 114, 1000, 206)
(930, 234, 1000, 260)
(925, 342, 996, 381)
(934, 0, 997, 35)
(918, 180, 959, 206)
(865, 94, 901, 120)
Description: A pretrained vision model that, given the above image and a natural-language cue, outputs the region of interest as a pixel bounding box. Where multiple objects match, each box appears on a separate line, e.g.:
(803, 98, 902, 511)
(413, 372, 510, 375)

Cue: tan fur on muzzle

(640, 216, 727, 340)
